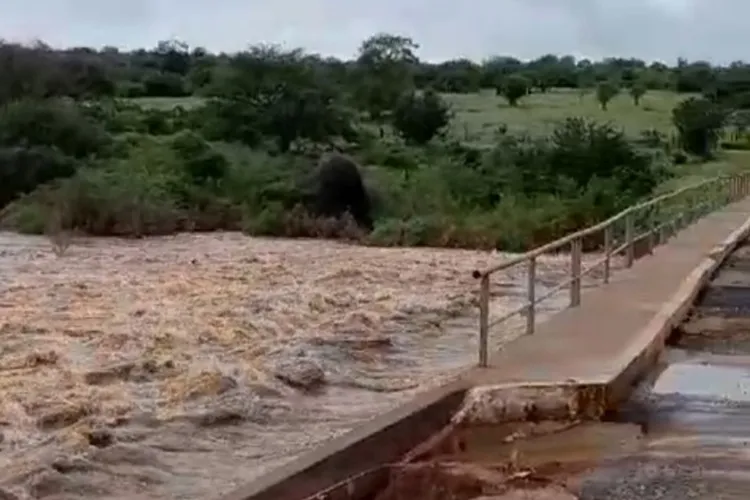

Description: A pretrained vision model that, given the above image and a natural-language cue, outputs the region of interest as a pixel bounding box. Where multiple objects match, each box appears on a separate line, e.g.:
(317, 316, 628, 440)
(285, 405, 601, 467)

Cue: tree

(577, 72, 596, 102)
(497, 74, 530, 106)
(630, 81, 647, 106)
(155, 39, 191, 75)
(355, 33, 419, 120)
(205, 45, 352, 152)
(392, 89, 452, 146)
(261, 87, 351, 152)
(357, 33, 419, 67)
(672, 97, 727, 158)
(596, 81, 620, 110)
(727, 110, 750, 140)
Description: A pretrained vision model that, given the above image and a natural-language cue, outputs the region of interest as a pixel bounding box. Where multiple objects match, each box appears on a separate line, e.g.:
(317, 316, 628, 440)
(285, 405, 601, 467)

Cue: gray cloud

(0, 0, 747, 63)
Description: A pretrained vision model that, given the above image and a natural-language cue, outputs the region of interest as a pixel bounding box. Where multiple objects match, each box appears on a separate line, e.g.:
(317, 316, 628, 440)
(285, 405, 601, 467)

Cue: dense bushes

(0, 95, 674, 250)
(0, 99, 111, 157)
(672, 97, 728, 158)
(0, 147, 78, 207)
(1, 35, 744, 251)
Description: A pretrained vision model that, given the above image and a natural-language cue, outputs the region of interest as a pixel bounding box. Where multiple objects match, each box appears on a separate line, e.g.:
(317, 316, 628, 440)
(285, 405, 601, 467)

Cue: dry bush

(282, 204, 366, 241)
(45, 209, 72, 257)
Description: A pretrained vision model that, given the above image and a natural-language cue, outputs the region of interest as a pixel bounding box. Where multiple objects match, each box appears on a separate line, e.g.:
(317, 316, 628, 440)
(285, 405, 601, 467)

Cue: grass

(656, 151, 750, 194)
(129, 88, 691, 147)
(445, 88, 691, 145)
(127, 89, 750, 198)
(128, 96, 206, 110)
(9, 89, 748, 251)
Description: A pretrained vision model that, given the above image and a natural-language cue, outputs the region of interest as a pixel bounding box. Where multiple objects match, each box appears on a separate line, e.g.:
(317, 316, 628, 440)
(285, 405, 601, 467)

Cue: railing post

(526, 257, 536, 335)
(478, 274, 490, 368)
(735, 176, 742, 200)
(659, 221, 667, 247)
(625, 212, 635, 268)
(685, 192, 695, 225)
(647, 209, 656, 255)
(570, 237, 582, 307)
(603, 224, 612, 284)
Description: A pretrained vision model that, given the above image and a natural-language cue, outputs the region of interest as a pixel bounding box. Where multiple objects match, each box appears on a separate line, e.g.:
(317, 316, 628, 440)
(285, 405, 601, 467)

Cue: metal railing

(472, 172, 750, 367)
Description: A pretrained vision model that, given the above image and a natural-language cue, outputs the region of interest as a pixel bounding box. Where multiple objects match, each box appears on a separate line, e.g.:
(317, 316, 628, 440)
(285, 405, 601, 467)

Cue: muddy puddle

(374, 243, 750, 500)
(0, 232, 615, 499)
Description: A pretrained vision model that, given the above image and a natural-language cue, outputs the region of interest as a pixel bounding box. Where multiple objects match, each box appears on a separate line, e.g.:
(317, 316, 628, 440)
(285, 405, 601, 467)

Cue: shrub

(596, 81, 619, 110)
(142, 72, 188, 97)
(312, 154, 373, 229)
(547, 117, 663, 202)
(117, 81, 147, 98)
(721, 140, 750, 151)
(0, 98, 111, 158)
(0, 146, 79, 207)
(672, 97, 727, 158)
(497, 75, 530, 106)
(391, 89, 452, 145)
(672, 151, 689, 164)
(630, 82, 647, 106)
(170, 131, 228, 183)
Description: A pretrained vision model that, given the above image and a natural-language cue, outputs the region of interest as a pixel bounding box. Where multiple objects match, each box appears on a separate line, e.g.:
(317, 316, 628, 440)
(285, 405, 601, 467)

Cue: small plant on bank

(46, 209, 71, 257)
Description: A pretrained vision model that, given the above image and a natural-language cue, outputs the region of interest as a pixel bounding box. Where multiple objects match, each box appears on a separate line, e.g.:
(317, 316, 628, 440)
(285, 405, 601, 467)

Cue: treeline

(4, 35, 750, 102)
(0, 33, 742, 251)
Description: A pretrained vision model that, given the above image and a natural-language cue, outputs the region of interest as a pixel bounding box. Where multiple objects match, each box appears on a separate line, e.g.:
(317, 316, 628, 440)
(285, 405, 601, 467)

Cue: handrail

(472, 172, 750, 367)
(472, 176, 726, 279)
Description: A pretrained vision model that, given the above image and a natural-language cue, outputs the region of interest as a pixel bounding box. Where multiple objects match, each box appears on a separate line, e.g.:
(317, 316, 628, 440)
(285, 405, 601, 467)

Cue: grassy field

(657, 150, 750, 192)
(129, 89, 750, 191)
(445, 88, 690, 145)
(131, 88, 690, 147)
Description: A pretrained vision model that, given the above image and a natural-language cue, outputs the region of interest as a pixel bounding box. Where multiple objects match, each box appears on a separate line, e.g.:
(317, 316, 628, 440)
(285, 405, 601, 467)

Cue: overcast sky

(1, 0, 747, 63)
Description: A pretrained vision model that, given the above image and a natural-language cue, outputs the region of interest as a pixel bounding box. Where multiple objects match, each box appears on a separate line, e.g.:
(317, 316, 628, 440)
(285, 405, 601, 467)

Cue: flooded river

(0, 232, 608, 499)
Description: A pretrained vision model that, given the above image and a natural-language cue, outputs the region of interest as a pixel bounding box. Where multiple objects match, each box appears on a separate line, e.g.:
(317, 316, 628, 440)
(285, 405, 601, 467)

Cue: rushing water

(0, 231, 613, 499)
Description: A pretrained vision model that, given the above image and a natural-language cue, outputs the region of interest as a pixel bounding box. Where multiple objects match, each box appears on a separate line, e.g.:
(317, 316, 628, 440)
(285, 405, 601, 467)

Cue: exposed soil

(0, 231, 611, 499)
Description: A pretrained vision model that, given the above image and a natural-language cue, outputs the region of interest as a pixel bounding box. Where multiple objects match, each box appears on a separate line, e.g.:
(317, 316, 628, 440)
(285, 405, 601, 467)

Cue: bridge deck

(462, 197, 750, 387)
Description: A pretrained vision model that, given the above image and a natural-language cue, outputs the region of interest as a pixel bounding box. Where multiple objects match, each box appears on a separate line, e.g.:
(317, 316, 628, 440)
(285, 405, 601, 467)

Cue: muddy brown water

(372, 242, 750, 500)
(0, 232, 616, 500)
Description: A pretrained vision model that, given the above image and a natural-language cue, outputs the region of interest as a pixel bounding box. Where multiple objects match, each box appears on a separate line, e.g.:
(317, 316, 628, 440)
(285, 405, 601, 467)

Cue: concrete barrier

(604, 214, 750, 409)
(218, 211, 750, 500)
(217, 380, 467, 500)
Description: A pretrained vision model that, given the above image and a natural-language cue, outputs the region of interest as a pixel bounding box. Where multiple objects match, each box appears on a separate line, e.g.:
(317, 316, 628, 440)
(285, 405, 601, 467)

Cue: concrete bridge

(219, 174, 750, 500)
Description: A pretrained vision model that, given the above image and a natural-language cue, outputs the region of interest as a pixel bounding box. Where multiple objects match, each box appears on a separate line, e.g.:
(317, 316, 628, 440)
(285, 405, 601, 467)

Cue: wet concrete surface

(565, 241, 750, 499)
(373, 241, 750, 500)
(581, 348, 750, 499)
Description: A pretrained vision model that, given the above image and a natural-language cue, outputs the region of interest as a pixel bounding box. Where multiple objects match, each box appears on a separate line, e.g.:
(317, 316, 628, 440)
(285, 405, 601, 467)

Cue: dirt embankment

(0, 232, 608, 499)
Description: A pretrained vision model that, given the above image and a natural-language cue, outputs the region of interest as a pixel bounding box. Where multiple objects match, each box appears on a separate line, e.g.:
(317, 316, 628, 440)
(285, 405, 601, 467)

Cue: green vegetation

(444, 89, 686, 144)
(0, 36, 748, 251)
